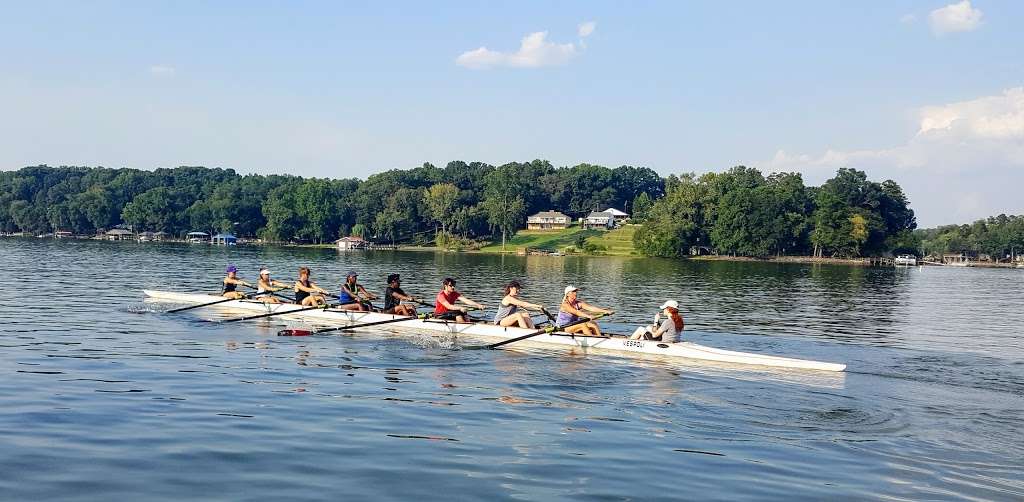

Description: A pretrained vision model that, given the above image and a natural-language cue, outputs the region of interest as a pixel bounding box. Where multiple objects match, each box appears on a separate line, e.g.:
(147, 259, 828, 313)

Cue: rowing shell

(143, 290, 847, 372)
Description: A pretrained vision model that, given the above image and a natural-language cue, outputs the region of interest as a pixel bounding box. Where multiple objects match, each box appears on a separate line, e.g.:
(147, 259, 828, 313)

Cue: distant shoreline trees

(632, 167, 919, 258)
(0, 161, 960, 258)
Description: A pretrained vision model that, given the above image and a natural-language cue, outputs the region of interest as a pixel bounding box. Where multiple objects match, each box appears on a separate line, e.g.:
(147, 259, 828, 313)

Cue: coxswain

(383, 274, 418, 316)
(294, 267, 330, 307)
(256, 268, 290, 304)
(434, 277, 484, 323)
(556, 285, 613, 336)
(222, 265, 252, 299)
(493, 280, 545, 329)
(337, 271, 377, 311)
(629, 300, 684, 342)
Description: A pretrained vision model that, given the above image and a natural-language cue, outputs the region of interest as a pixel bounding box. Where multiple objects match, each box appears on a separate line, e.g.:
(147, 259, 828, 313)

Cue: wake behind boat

(143, 289, 847, 372)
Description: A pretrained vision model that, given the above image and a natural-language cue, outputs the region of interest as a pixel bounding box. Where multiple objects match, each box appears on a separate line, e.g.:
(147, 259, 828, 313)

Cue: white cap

(659, 300, 678, 310)
(260, 269, 270, 276)
(564, 285, 579, 295)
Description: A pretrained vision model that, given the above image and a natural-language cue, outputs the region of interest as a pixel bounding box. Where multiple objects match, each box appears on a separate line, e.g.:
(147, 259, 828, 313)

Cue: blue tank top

(338, 283, 358, 303)
(557, 300, 581, 326)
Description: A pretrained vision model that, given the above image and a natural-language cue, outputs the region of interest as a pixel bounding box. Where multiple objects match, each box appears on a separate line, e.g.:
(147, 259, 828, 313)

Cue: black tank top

(295, 279, 311, 303)
(223, 279, 237, 293)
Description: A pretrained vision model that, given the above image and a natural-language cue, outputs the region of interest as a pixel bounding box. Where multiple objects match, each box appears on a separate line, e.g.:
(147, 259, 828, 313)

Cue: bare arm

(458, 295, 485, 309)
(356, 285, 378, 300)
(505, 296, 542, 311)
(577, 301, 613, 315)
(295, 281, 321, 293)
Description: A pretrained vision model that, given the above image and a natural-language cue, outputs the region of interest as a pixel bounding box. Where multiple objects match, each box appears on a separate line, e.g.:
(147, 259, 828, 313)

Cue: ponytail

(667, 307, 684, 331)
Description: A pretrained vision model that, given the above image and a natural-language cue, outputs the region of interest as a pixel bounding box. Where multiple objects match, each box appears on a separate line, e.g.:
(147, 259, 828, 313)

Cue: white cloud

(456, 30, 581, 69)
(149, 65, 176, 77)
(757, 87, 1024, 225)
(917, 87, 1024, 140)
(578, 21, 596, 38)
(928, 1, 983, 35)
(899, 13, 917, 24)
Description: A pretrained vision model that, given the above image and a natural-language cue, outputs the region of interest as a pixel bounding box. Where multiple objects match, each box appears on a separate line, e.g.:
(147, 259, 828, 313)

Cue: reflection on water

(0, 239, 1022, 500)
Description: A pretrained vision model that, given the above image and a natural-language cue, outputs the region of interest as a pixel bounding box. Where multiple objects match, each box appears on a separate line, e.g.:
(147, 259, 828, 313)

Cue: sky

(1, 0, 1022, 227)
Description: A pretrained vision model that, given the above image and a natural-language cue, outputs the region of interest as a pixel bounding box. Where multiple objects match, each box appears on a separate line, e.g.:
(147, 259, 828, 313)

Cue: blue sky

(1, 1, 1022, 226)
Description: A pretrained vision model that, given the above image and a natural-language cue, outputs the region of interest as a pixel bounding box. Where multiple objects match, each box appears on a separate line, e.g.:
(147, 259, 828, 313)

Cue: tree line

(0, 162, 663, 245)
(633, 167, 918, 258)
(916, 214, 1024, 260)
(0, 162, 926, 258)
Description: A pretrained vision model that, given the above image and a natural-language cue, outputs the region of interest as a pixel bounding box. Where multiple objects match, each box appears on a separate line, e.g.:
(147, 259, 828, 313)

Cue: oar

(539, 307, 557, 323)
(166, 291, 254, 313)
(480, 313, 608, 350)
(222, 299, 361, 323)
(278, 311, 446, 336)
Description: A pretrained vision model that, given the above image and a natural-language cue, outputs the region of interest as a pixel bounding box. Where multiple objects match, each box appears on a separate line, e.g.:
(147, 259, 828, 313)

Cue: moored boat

(144, 290, 847, 372)
(894, 254, 917, 266)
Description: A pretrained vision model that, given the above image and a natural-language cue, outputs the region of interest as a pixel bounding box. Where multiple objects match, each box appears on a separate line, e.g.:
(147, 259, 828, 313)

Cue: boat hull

(143, 290, 846, 372)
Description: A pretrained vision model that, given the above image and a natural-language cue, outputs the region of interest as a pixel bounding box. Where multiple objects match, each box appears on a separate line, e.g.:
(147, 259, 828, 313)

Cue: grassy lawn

(477, 225, 638, 256)
(585, 225, 638, 256)
(478, 227, 599, 253)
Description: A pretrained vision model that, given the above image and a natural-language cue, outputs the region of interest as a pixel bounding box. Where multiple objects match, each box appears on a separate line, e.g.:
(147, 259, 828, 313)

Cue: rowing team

(222, 266, 685, 343)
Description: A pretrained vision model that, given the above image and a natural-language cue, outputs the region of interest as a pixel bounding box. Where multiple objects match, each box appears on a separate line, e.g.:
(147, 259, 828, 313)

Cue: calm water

(1, 239, 1022, 501)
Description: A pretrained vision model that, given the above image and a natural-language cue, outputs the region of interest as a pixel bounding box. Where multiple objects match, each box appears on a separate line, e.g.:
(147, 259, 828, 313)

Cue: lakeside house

(55, 230, 73, 238)
(602, 207, 630, 223)
(186, 231, 209, 243)
(526, 211, 570, 230)
(212, 233, 237, 245)
(335, 236, 367, 250)
(584, 211, 615, 229)
(105, 228, 134, 241)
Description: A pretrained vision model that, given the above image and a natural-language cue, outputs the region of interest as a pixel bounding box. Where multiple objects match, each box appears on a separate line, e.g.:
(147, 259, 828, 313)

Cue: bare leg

(519, 312, 536, 329)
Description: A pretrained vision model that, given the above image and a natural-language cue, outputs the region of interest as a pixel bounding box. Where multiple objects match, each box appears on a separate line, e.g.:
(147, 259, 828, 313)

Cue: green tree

(351, 223, 368, 239)
(294, 178, 334, 243)
(424, 183, 460, 235)
(634, 174, 710, 257)
(631, 192, 654, 222)
(482, 164, 528, 250)
(260, 186, 300, 242)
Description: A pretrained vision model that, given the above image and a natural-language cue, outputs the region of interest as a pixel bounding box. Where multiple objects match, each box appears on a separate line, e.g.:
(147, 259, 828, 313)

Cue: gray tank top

(493, 301, 518, 323)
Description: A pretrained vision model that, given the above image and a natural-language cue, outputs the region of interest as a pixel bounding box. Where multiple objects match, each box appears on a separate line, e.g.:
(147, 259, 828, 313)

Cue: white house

(584, 211, 615, 229)
(602, 207, 630, 222)
(335, 236, 368, 250)
(527, 211, 570, 230)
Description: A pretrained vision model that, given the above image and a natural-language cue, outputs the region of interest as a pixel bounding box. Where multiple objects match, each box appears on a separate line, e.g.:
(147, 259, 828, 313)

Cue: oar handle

(483, 313, 606, 350)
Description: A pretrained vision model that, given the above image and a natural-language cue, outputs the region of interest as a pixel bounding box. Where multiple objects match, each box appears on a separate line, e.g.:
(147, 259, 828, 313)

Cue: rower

(294, 267, 330, 307)
(434, 277, 484, 323)
(630, 300, 684, 342)
(557, 285, 613, 336)
(256, 268, 291, 304)
(383, 274, 417, 316)
(493, 280, 545, 329)
(337, 271, 377, 311)
(222, 265, 252, 299)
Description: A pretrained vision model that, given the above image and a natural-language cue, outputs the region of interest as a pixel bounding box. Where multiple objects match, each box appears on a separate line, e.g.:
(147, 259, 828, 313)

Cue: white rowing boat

(143, 290, 847, 372)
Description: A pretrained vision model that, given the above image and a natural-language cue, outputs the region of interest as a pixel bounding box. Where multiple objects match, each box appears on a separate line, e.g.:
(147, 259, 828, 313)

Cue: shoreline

(7, 236, 1021, 269)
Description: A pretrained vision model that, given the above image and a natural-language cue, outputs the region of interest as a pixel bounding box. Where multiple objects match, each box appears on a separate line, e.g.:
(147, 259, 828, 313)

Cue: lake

(1, 239, 1022, 500)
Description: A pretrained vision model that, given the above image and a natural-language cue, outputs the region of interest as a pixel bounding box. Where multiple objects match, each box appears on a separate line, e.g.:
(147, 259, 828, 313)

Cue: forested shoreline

(1, 162, 1015, 259)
